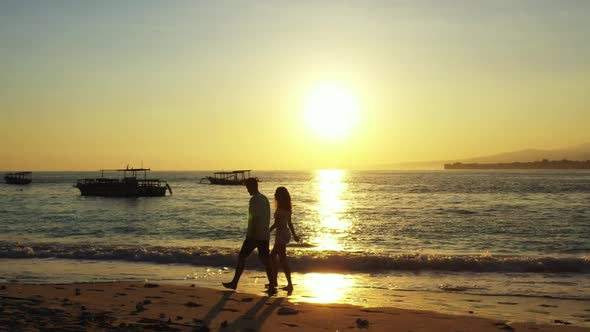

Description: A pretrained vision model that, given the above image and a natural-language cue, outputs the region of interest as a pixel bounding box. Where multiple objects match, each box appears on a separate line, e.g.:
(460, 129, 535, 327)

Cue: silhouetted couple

(222, 177, 299, 293)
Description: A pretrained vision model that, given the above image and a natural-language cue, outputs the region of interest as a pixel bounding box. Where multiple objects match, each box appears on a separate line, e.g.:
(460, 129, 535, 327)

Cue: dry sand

(0, 282, 588, 331)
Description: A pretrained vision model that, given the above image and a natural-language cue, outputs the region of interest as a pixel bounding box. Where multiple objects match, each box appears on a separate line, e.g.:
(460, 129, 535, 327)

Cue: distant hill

(458, 142, 590, 164)
(445, 159, 590, 170)
(375, 142, 590, 170)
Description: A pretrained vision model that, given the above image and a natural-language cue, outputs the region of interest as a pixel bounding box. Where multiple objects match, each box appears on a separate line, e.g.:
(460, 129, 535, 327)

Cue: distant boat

(4, 172, 32, 185)
(200, 170, 257, 185)
(75, 167, 172, 197)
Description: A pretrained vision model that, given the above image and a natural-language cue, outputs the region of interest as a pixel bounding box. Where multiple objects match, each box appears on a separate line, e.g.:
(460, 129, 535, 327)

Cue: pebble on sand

(135, 303, 145, 312)
(356, 318, 369, 329)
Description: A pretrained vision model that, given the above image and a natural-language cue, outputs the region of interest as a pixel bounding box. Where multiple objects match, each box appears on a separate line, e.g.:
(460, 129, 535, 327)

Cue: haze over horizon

(2, 1, 589, 171)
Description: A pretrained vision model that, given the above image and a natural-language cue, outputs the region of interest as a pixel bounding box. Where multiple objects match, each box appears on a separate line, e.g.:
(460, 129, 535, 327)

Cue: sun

(304, 83, 360, 139)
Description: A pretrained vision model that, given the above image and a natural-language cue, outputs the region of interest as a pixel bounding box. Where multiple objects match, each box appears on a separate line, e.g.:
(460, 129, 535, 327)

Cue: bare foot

(281, 284, 293, 292)
(222, 282, 237, 290)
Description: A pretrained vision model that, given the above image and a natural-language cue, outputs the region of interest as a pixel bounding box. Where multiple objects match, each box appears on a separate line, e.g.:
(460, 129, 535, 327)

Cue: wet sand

(1, 282, 588, 331)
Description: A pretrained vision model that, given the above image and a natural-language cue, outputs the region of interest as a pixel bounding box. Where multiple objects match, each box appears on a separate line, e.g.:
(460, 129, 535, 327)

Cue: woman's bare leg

(270, 245, 280, 285)
(278, 249, 293, 290)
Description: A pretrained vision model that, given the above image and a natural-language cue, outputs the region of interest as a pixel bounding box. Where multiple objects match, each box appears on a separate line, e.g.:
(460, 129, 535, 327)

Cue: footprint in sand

(184, 301, 202, 308)
(361, 309, 385, 313)
(527, 309, 550, 314)
(571, 313, 590, 318)
(277, 307, 299, 315)
(144, 283, 159, 288)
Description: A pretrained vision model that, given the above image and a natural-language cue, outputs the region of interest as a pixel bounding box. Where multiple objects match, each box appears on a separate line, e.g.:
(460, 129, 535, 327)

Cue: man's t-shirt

(247, 192, 271, 241)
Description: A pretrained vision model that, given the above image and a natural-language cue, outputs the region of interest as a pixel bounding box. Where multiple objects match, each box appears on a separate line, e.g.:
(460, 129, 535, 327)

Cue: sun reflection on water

(297, 273, 355, 304)
(309, 169, 351, 251)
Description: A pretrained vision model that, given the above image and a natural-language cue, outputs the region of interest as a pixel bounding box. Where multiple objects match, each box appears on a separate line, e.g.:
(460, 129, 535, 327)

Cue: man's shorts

(239, 238, 270, 259)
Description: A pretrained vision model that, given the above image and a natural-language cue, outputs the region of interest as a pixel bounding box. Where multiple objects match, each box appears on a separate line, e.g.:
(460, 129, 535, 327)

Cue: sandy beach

(1, 281, 588, 332)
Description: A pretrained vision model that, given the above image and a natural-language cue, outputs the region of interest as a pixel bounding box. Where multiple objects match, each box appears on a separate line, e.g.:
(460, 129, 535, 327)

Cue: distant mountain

(460, 142, 590, 164)
(375, 142, 590, 170)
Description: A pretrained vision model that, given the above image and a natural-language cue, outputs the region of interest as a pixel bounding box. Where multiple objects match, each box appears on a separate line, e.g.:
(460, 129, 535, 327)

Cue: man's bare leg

(222, 255, 246, 290)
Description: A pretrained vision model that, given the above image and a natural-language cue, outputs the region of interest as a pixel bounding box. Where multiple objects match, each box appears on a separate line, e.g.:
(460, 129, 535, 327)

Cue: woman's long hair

(274, 186, 292, 212)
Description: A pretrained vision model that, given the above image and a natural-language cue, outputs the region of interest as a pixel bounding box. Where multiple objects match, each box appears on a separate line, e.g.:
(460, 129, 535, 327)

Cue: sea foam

(1, 242, 588, 273)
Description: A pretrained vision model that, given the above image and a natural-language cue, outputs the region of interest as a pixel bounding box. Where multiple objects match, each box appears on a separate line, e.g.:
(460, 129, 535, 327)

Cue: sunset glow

(1, 2, 590, 329)
(1, 1, 589, 171)
(304, 83, 360, 140)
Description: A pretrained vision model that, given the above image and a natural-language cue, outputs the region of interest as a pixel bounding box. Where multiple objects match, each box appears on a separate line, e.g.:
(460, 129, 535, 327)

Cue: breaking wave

(1, 242, 588, 273)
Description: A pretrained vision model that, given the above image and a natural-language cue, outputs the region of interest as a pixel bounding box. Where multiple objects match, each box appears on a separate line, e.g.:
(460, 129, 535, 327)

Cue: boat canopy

(5, 172, 32, 176)
(98, 167, 152, 178)
(213, 170, 251, 175)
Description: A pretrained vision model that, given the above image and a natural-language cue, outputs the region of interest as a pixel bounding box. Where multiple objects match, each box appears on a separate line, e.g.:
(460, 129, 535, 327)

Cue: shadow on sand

(202, 290, 284, 331)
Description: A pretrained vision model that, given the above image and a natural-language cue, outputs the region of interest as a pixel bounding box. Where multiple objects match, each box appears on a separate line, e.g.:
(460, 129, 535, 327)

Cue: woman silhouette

(269, 186, 300, 292)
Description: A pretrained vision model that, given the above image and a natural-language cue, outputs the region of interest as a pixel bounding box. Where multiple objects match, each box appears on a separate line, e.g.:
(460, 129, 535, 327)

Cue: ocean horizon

(1, 170, 589, 325)
(0, 170, 590, 326)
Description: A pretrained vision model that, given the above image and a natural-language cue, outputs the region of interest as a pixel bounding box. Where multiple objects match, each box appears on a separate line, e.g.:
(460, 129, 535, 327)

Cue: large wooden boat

(200, 170, 256, 185)
(4, 172, 32, 185)
(75, 167, 172, 197)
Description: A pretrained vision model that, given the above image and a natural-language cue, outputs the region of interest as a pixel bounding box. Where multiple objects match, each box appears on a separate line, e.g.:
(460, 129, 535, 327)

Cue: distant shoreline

(445, 159, 590, 170)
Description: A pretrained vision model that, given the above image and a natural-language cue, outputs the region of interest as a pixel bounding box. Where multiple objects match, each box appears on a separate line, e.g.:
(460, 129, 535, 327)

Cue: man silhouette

(223, 177, 276, 290)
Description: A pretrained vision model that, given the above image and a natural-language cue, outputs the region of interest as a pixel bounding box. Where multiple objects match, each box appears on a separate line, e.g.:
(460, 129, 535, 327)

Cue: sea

(1, 170, 589, 326)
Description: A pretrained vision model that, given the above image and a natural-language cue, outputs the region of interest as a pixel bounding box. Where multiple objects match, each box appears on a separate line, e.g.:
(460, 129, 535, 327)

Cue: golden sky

(1, 1, 589, 170)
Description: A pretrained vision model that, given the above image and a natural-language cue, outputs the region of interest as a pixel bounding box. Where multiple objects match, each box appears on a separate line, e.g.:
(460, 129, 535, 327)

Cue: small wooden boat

(75, 167, 172, 197)
(4, 172, 32, 185)
(200, 170, 257, 185)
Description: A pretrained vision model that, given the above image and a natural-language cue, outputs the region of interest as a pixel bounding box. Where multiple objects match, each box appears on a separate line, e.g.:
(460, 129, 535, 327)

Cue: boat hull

(4, 177, 32, 185)
(77, 184, 167, 197)
(76, 180, 168, 197)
